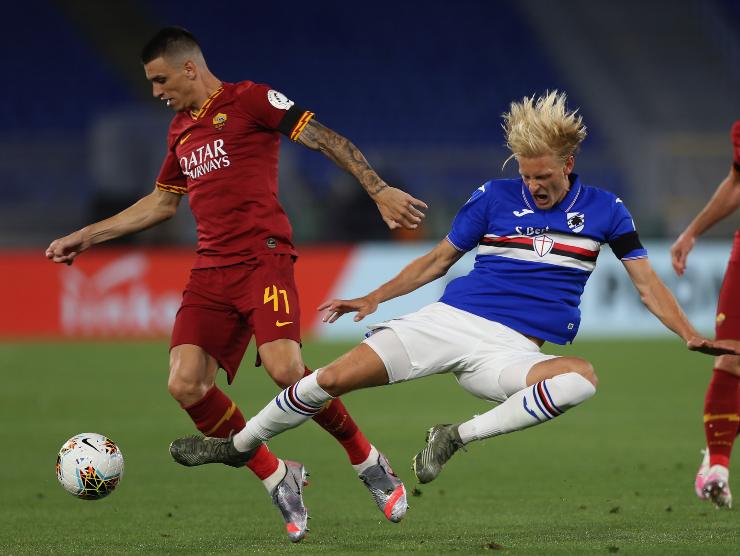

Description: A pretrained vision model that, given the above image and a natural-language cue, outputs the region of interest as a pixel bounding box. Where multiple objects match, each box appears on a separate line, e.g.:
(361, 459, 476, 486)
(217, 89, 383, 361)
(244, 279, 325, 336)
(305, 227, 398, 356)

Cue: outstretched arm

(45, 187, 181, 264)
(623, 258, 739, 356)
(671, 132, 740, 276)
(320, 239, 464, 322)
(296, 118, 428, 230)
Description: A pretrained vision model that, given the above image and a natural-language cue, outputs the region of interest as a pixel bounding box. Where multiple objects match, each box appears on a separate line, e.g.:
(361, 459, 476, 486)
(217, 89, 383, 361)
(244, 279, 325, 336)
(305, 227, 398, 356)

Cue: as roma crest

(532, 234, 554, 257)
(212, 112, 227, 130)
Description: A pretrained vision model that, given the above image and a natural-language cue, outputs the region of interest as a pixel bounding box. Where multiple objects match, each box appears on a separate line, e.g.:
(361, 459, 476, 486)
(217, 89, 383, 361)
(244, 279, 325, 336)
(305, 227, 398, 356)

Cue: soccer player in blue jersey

(170, 92, 739, 494)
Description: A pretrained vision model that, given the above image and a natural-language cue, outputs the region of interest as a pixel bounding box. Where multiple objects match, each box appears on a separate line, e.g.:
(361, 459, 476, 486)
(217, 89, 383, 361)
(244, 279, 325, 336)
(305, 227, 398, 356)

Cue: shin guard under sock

(704, 369, 740, 468)
(458, 372, 596, 443)
(304, 368, 371, 464)
(183, 386, 279, 479)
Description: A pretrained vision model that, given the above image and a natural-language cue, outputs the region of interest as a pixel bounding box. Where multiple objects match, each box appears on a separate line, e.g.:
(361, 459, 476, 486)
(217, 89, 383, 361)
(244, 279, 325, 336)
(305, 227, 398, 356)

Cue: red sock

(304, 367, 372, 464)
(704, 369, 740, 467)
(183, 386, 279, 480)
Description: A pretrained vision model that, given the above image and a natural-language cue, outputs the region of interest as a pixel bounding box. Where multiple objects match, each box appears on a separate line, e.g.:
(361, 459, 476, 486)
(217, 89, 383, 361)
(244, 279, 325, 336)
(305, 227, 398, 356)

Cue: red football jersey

(155, 81, 314, 268)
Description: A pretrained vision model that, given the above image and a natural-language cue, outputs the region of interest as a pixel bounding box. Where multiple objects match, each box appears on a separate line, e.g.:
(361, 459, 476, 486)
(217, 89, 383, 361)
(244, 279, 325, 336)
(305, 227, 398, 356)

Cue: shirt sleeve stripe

(156, 181, 187, 195)
(289, 111, 315, 141)
(445, 235, 465, 252)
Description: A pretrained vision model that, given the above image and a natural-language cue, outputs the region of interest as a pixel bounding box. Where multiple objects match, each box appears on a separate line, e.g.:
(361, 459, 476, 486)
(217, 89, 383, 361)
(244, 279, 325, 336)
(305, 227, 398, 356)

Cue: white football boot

(703, 464, 732, 509)
(694, 448, 710, 500)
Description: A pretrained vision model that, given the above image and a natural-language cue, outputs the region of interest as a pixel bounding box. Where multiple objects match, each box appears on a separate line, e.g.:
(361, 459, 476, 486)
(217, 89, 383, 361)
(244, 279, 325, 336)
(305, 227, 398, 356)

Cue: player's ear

(183, 60, 197, 79)
(564, 155, 575, 174)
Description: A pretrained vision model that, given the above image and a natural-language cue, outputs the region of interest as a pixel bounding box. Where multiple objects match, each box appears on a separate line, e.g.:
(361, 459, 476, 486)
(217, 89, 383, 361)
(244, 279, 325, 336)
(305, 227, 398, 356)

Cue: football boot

(412, 424, 465, 484)
(358, 452, 408, 522)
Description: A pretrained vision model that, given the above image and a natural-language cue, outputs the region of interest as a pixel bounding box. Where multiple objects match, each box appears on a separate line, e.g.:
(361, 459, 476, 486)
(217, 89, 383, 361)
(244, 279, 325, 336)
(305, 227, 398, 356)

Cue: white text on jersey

(179, 139, 231, 180)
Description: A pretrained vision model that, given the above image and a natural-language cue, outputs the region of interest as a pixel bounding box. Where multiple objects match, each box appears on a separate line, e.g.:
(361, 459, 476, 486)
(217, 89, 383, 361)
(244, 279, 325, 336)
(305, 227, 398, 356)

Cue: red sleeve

(155, 134, 187, 195)
(235, 82, 314, 141)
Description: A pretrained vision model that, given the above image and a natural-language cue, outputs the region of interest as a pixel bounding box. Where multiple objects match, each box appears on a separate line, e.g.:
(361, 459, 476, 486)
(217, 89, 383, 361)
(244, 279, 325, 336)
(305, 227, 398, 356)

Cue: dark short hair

(141, 27, 201, 64)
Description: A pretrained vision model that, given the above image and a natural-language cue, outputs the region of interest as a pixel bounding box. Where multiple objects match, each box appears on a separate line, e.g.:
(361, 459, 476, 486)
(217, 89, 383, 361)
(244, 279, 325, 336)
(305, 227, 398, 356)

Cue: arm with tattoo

(296, 118, 427, 229)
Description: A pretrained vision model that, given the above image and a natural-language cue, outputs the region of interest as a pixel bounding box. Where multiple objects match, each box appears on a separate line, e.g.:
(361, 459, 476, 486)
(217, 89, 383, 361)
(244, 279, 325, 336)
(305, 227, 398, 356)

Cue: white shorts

(362, 302, 558, 403)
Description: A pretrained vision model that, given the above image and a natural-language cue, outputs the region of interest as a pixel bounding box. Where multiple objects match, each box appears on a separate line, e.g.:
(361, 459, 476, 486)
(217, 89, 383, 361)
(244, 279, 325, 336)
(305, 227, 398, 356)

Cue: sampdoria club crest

(567, 212, 585, 233)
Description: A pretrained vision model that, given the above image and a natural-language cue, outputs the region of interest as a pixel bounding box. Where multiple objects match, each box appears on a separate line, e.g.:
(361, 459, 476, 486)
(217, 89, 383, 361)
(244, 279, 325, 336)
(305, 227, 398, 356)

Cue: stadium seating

(2, 0, 737, 243)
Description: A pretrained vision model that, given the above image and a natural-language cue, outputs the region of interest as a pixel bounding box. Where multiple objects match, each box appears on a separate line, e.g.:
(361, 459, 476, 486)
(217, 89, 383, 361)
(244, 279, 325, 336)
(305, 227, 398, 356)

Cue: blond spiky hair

(502, 91, 587, 166)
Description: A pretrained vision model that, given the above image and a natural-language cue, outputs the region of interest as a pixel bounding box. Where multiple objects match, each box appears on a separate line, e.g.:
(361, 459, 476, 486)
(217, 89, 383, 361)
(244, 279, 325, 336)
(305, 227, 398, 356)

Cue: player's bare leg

(168, 344, 308, 541)
(168, 344, 219, 406)
(413, 357, 597, 483)
(699, 348, 740, 508)
(257, 339, 306, 391)
(523, 356, 598, 388)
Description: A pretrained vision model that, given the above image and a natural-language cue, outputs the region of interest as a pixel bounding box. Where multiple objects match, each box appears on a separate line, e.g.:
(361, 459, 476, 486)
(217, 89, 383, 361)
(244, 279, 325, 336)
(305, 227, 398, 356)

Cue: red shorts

(171, 254, 301, 383)
(716, 230, 740, 341)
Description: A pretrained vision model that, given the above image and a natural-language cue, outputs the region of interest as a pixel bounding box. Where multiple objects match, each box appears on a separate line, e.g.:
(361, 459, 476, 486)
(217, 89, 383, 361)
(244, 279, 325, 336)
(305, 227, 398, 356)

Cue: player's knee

(266, 361, 305, 389)
(316, 366, 347, 397)
(167, 376, 210, 406)
(570, 359, 598, 388)
(167, 364, 212, 406)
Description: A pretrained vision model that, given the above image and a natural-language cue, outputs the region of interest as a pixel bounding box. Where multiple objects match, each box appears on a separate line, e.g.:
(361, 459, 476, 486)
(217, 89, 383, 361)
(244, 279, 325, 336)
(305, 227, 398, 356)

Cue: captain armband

(608, 231, 644, 259)
(277, 105, 315, 141)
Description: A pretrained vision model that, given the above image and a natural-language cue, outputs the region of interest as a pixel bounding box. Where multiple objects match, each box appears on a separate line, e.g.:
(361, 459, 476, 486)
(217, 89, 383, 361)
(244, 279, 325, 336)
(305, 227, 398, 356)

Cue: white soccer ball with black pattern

(56, 433, 124, 500)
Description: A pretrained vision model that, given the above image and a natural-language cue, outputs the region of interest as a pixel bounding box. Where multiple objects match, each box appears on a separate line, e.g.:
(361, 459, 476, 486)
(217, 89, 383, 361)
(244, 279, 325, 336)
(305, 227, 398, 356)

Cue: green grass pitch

(1, 339, 738, 554)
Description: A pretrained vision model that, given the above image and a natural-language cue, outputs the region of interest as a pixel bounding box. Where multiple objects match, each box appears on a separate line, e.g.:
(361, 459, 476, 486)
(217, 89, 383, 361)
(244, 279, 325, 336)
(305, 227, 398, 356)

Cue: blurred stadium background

(1, 0, 737, 341)
(1, 2, 739, 553)
(3, 0, 740, 240)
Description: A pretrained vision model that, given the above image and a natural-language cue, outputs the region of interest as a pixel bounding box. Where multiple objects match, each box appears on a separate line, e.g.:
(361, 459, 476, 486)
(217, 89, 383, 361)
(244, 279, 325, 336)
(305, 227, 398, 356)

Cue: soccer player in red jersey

(671, 120, 740, 508)
(45, 27, 424, 541)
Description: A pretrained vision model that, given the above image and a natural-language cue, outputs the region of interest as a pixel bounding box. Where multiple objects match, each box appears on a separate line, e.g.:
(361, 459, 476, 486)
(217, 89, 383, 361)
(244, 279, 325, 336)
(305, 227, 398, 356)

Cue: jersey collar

(190, 85, 225, 121)
(521, 174, 582, 213)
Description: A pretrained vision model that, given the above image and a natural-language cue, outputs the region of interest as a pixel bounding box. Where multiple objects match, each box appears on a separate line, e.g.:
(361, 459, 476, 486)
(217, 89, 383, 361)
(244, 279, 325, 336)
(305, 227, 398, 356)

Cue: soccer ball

(56, 433, 124, 500)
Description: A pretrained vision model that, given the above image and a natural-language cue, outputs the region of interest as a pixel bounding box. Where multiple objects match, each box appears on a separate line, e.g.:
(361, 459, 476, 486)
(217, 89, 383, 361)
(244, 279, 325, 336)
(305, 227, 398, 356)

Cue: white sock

(261, 459, 286, 493)
(457, 372, 596, 443)
(233, 371, 334, 453)
(351, 444, 379, 475)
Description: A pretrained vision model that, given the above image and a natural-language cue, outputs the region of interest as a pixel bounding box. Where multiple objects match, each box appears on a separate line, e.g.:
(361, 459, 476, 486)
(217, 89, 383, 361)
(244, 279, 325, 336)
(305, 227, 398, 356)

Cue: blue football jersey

(439, 175, 647, 344)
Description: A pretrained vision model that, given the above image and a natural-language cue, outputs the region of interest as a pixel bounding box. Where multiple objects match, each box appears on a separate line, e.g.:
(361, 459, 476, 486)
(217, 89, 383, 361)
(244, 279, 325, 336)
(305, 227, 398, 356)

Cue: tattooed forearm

(297, 118, 387, 197)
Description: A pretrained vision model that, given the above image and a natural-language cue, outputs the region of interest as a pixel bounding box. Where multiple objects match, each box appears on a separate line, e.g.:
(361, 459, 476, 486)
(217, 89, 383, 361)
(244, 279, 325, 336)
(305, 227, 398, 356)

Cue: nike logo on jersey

(179, 133, 192, 145)
(275, 321, 294, 327)
(616, 197, 623, 204)
(513, 209, 534, 217)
